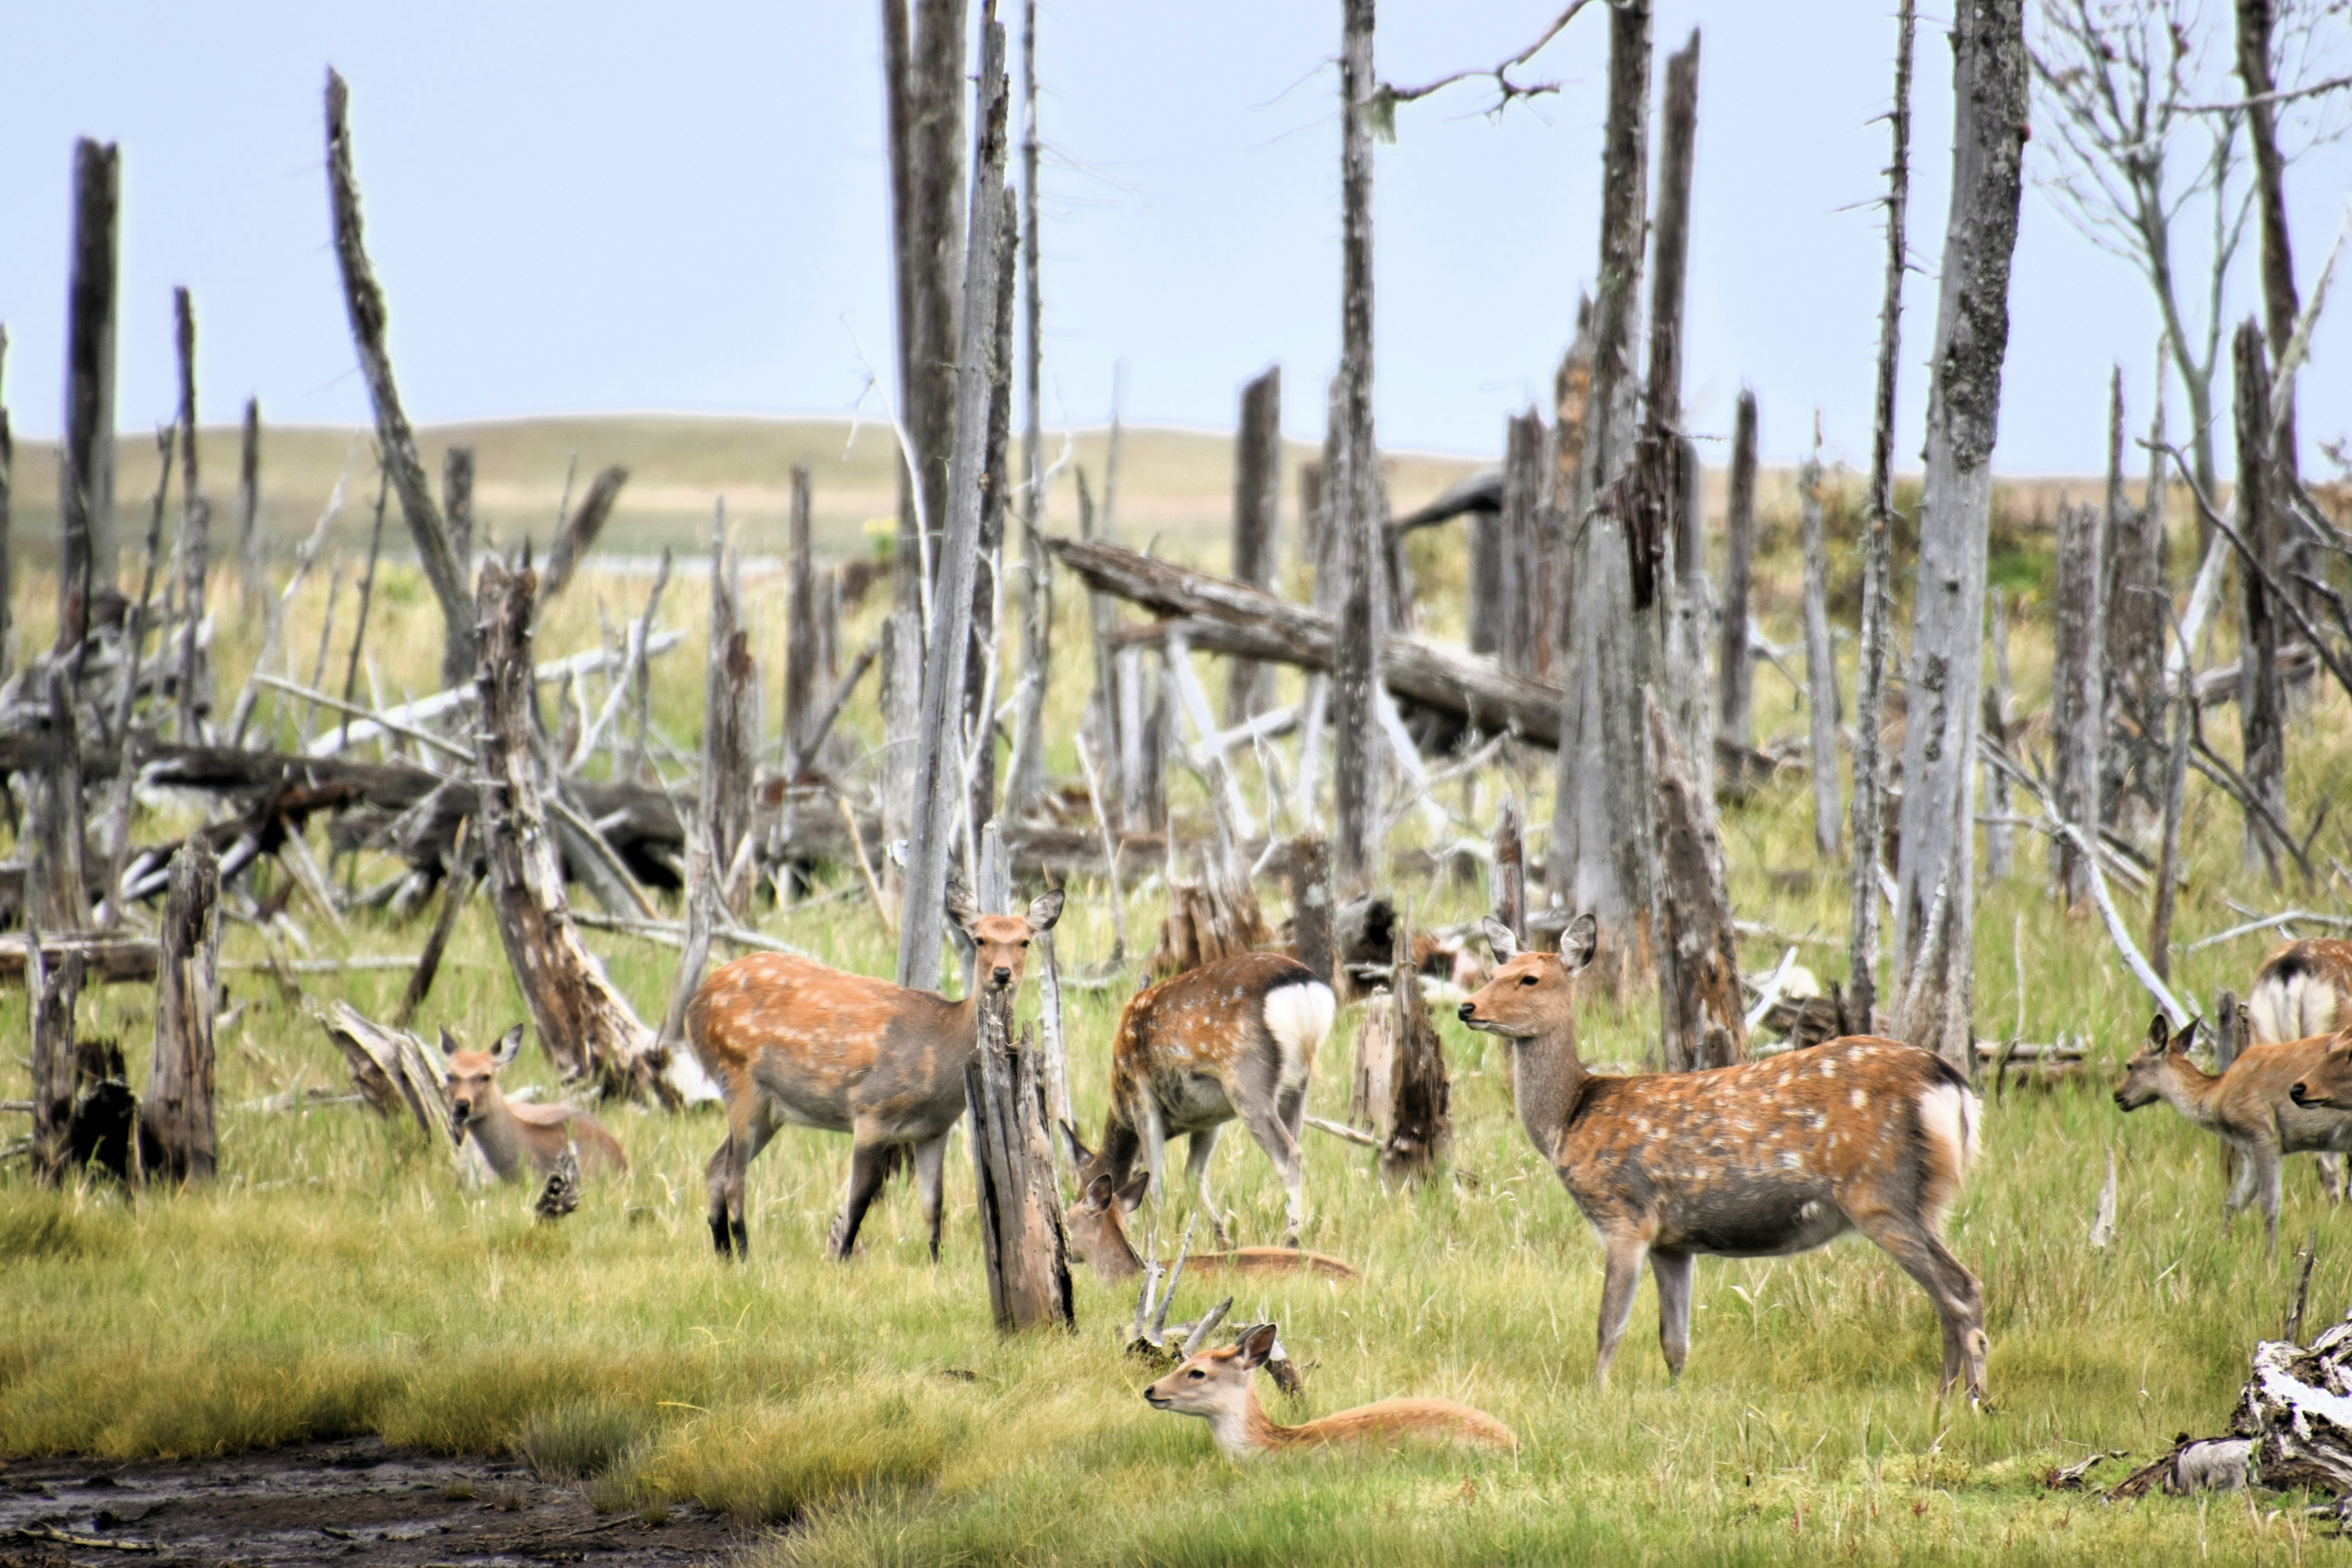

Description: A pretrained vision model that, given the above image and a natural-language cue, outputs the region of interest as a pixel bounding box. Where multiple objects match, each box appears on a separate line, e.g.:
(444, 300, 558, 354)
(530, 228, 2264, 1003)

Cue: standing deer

(1061, 1165, 1357, 1283)
(2115, 1014, 2352, 1248)
(1144, 1322, 1514, 1460)
(439, 1025, 628, 1183)
(1068, 951, 1336, 1248)
(1457, 916, 1987, 1398)
(688, 882, 1063, 1261)
(2252, 939, 2352, 1199)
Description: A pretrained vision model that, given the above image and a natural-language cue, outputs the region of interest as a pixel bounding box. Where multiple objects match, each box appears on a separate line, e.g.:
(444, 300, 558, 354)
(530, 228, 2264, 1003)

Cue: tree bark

(1983, 587, 2015, 884)
(1650, 693, 1743, 1071)
(1799, 437, 1841, 858)
(2233, 318, 2286, 874)
(171, 287, 210, 744)
(1894, 0, 2028, 1068)
(1496, 410, 1546, 674)
(783, 466, 821, 775)
(1287, 832, 1334, 986)
(1541, 303, 1594, 677)
(2106, 368, 2169, 826)
(703, 508, 758, 913)
(28, 666, 89, 932)
(2052, 499, 2105, 904)
(1226, 365, 1283, 723)
(59, 138, 121, 644)
(1717, 388, 1759, 751)
(139, 839, 220, 1183)
(967, 188, 1019, 843)
(326, 72, 476, 690)
(1006, 0, 1050, 820)
(542, 466, 628, 603)
(1380, 899, 1450, 1182)
(236, 397, 262, 611)
(898, 17, 1009, 994)
(1491, 796, 1527, 941)
(2234, 0, 2301, 489)
(1646, 31, 1700, 448)
(26, 940, 85, 1185)
(1331, 0, 1382, 894)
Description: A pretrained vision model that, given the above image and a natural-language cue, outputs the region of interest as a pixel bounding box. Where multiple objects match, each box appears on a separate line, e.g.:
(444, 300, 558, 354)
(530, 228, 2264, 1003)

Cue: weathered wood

(1297, 458, 1325, 589)
(236, 397, 262, 610)
(26, 937, 83, 1183)
(338, 472, 388, 756)
(1114, 643, 1163, 832)
(1076, 467, 1122, 818)
(2106, 368, 2169, 825)
(28, 667, 89, 932)
(541, 466, 627, 603)
(1331, 0, 1381, 892)
(703, 505, 758, 911)
(1491, 797, 1528, 943)
(442, 447, 474, 603)
(967, 187, 1019, 842)
(2233, 0, 2303, 494)
(1649, 694, 1744, 1072)
(1348, 984, 1395, 1131)
(2149, 653, 2193, 982)
(59, 138, 121, 642)
(1381, 899, 1451, 1182)
(1798, 434, 1841, 858)
(1983, 589, 2015, 884)
(2052, 499, 2105, 903)
(317, 998, 454, 1145)
(138, 839, 220, 1183)
(1541, 304, 1594, 676)
(1717, 389, 1759, 751)
(779, 466, 821, 775)
(325, 70, 476, 690)
(657, 817, 717, 1050)
(1495, 410, 1545, 673)
(1894, 0, 2027, 1068)
(1226, 366, 1283, 724)
(1849, 0, 1915, 1032)
(171, 288, 210, 744)
(1287, 832, 1333, 987)
(1645, 29, 1701, 450)
(393, 814, 476, 1027)
(2233, 320, 2287, 876)
(1006, 0, 1050, 823)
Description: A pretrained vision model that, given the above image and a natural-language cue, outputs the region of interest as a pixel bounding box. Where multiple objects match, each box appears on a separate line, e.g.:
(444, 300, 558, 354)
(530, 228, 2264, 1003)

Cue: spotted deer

(1068, 951, 1337, 1248)
(688, 882, 1063, 1261)
(1061, 1164, 1357, 1284)
(2252, 939, 2352, 1199)
(2115, 1014, 2352, 1248)
(1144, 1322, 1514, 1461)
(439, 1025, 628, 1183)
(1458, 915, 1987, 1398)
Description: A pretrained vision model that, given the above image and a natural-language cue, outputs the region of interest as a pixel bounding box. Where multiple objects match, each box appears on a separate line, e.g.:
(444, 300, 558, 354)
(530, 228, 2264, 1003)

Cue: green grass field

(5, 429, 2351, 1565)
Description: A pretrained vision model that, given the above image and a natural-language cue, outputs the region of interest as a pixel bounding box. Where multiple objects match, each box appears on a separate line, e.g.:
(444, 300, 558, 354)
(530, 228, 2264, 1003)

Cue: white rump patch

(1264, 980, 1336, 1091)
(2250, 970, 2342, 1046)
(1917, 1081, 1981, 1178)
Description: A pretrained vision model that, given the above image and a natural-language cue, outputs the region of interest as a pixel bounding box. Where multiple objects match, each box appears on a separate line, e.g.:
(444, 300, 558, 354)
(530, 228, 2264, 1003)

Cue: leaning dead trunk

(1650, 694, 1744, 1071)
(140, 838, 220, 1183)
(2051, 499, 2105, 905)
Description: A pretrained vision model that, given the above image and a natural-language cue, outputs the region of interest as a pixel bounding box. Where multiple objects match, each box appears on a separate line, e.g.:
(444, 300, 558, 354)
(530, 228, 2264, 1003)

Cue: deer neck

(1208, 1387, 1287, 1460)
(462, 1098, 527, 1181)
(2158, 1058, 2227, 1127)
(1510, 1020, 1592, 1167)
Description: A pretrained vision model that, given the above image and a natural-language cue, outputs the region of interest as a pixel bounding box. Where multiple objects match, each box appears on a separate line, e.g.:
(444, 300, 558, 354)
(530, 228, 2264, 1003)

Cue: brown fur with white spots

(687, 882, 1063, 1261)
(439, 1025, 627, 1184)
(1069, 951, 1336, 1248)
(1061, 1166, 1357, 1283)
(2115, 1014, 2352, 1247)
(1458, 914, 1987, 1398)
(1144, 1322, 1513, 1461)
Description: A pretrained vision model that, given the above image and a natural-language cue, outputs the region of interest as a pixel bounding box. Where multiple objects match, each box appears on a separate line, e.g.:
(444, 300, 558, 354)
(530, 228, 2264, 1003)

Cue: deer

(1061, 1163, 1357, 1284)
(687, 881, 1063, 1261)
(2114, 1013, 2352, 1250)
(1144, 1322, 1515, 1461)
(1457, 914, 1988, 1399)
(1066, 950, 1337, 1250)
(2252, 939, 2352, 1200)
(439, 1025, 628, 1183)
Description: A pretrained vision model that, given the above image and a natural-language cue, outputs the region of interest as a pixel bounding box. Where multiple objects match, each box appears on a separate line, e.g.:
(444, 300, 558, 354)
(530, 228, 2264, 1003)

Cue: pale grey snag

(1649, 695, 1744, 1072)
(702, 506, 758, 915)
(1716, 389, 1758, 755)
(541, 466, 628, 605)
(59, 138, 119, 638)
(1798, 435, 1841, 859)
(1006, 0, 1050, 820)
(2105, 368, 2169, 828)
(966, 189, 1019, 843)
(2051, 496, 2105, 904)
(1491, 797, 1528, 943)
(171, 287, 209, 744)
(1542, 302, 1595, 679)
(1647, 32, 1710, 807)
(235, 396, 262, 612)
(1894, 0, 2028, 1068)
(1330, 0, 1382, 894)
(325, 73, 474, 690)
(1496, 409, 1547, 674)
(1226, 366, 1283, 726)
(2232, 320, 2287, 877)
(141, 839, 220, 1183)
(783, 466, 820, 774)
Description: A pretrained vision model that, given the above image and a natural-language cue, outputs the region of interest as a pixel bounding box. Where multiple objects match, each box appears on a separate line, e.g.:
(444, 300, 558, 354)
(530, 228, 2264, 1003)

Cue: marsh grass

(4, 468, 2351, 1564)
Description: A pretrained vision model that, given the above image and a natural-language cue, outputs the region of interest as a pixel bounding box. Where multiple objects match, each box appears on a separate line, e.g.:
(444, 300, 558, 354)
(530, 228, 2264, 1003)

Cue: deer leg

(1650, 1250, 1695, 1379)
(1849, 1212, 1987, 1401)
(1184, 1124, 1230, 1250)
(2321, 1153, 2346, 1204)
(1139, 1097, 1170, 1214)
(2255, 1140, 2285, 1256)
(1237, 1099, 1308, 1248)
(913, 1131, 951, 1264)
(706, 1095, 775, 1259)
(1594, 1235, 1649, 1387)
(827, 1139, 895, 1262)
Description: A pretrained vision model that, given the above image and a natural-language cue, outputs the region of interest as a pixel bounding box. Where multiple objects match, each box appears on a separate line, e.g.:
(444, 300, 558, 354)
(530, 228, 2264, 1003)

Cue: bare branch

(1378, 0, 1601, 118)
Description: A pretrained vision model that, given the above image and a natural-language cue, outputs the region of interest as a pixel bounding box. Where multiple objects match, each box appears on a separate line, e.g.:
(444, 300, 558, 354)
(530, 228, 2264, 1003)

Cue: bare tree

(59, 138, 121, 643)
(1226, 366, 1283, 724)
(1332, 0, 1382, 892)
(1006, 0, 1052, 816)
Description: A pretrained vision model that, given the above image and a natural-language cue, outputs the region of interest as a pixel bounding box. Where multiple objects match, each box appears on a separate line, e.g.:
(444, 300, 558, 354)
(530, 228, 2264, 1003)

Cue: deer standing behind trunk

(1144, 1322, 1513, 1461)
(439, 1026, 628, 1183)
(1061, 1164, 1357, 1283)
(688, 881, 1063, 1261)
(2252, 938, 2352, 1200)
(2115, 1014, 2352, 1249)
(1069, 951, 1336, 1248)
(1457, 916, 1987, 1398)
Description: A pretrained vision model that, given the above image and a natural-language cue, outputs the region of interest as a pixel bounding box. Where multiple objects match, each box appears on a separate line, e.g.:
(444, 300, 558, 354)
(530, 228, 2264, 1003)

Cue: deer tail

(1915, 1057, 1981, 1227)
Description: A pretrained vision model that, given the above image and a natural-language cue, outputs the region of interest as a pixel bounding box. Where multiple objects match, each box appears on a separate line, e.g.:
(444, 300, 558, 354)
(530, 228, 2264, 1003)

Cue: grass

(4, 437, 2351, 1564)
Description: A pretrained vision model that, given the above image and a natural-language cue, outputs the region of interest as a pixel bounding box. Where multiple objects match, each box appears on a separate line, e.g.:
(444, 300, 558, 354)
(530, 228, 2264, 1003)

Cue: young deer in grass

(688, 881, 1063, 1261)
(1060, 1163, 1357, 1284)
(439, 1025, 628, 1183)
(1457, 915, 1987, 1398)
(2115, 1014, 2352, 1249)
(1068, 951, 1337, 1248)
(1144, 1322, 1514, 1461)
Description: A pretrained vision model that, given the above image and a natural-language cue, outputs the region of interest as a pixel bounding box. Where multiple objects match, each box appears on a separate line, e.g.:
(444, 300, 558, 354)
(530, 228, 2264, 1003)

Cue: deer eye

(1186, 1369, 1205, 1379)
(1520, 973, 1539, 986)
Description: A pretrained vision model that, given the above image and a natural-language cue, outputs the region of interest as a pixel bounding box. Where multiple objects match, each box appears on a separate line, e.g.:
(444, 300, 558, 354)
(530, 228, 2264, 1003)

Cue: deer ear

(1560, 912, 1599, 971)
(944, 873, 982, 935)
(1026, 886, 1066, 934)
(1235, 1321, 1280, 1368)
(492, 1025, 524, 1068)
(1083, 1174, 1116, 1212)
(1480, 918, 1520, 962)
(1115, 1170, 1152, 1215)
(1060, 1119, 1095, 1170)
(2167, 1017, 2196, 1055)
(437, 1027, 461, 1059)
(2146, 1013, 2170, 1051)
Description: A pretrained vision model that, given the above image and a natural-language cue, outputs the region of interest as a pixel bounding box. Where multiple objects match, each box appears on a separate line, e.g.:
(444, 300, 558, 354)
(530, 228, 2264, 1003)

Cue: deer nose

(2293, 1082, 2310, 1104)
(1457, 1002, 1476, 1022)
(992, 966, 1013, 986)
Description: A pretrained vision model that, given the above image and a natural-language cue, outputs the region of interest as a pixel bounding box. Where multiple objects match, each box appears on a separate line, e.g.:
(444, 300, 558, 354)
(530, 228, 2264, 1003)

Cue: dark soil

(0, 1439, 756, 1567)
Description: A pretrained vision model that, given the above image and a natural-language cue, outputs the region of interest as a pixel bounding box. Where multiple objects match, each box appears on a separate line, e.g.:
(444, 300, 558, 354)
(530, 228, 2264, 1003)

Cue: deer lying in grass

(687, 881, 1063, 1261)
(1457, 915, 1988, 1398)
(1069, 951, 1336, 1248)
(2115, 1014, 2352, 1249)
(1144, 1322, 1514, 1461)
(2254, 940, 2352, 1200)
(439, 1025, 628, 1183)
(1061, 1164, 1357, 1284)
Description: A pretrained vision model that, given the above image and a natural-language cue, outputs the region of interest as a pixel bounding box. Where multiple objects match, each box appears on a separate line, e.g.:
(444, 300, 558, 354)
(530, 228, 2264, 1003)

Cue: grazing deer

(1144, 1322, 1514, 1461)
(2115, 1014, 2352, 1248)
(1061, 1165, 1357, 1284)
(1457, 916, 1987, 1398)
(687, 883, 1063, 1261)
(439, 1026, 628, 1183)
(1068, 951, 1336, 1248)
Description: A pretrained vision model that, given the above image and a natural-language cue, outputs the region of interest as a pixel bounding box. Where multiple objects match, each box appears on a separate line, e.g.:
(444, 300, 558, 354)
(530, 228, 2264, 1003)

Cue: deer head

(1144, 1321, 1280, 1422)
(2114, 1013, 2200, 1111)
(1457, 913, 1597, 1041)
(2291, 1034, 2352, 1109)
(1065, 1164, 1152, 1280)
(440, 1023, 525, 1129)
(946, 877, 1065, 995)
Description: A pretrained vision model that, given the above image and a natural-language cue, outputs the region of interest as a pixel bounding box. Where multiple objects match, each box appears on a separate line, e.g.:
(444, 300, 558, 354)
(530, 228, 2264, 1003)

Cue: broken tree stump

(26, 938, 84, 1185)
(1490, 797, 1527, 942)
(139, 838, 221, 1182)
(1380, 899, 1450, 1182)
(1651, 693, 1744, 1071)
(316, 999, 456, 1149)
(1226, 365, 1282, 725)
(1286, 832, 1333, 987)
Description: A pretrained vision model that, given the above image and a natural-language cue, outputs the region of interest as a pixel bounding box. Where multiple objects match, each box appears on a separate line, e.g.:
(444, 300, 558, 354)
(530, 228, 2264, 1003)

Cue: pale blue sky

(1, 2, 2345, 476)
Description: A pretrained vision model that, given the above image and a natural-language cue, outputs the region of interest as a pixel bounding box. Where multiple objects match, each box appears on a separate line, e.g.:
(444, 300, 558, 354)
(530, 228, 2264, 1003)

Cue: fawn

(2288, 1033, 2352, 1112)
(1457, 914, 1987, 1398)
(687, 881, 1063, 1261)
(2115, 1014, 2352, 1249)
(1069, 951, 1336, 1248)
(1061, 1164, 1357, 1283)
(439, 1025, 628, 1183)
(1144, 1322, 1513, 1461)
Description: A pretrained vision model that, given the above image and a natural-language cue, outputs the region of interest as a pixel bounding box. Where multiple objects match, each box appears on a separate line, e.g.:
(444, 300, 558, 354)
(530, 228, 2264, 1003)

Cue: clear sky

(1, 2, 2345, 477)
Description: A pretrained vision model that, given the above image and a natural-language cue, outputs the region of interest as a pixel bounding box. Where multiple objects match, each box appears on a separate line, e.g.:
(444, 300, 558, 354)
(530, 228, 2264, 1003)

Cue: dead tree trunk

(1226, 365, 1283, 724)
(1287, 832, 1333, 986)
(443, 447, 474, 584)
(704, 508, 758, 912)
(2106, 370, 2169, 827)
(26, 941, 85, 1185)
(1649, 693, 1744, 1071)
(1849, 0, 1915, 1031)
(1894, 0, 2027, 1067)
(783, 466, 820, 774)
(968, 189, 1019, 843)
(1716, 388, 1759, 752)
(1541, 304, 1594, 679)
(1381, 899, 1451, 1181)
(473, 559, 673, 1105)
(1983, 589, 2015, 884)
(325, 72, 475, 690)
(542, 466, 628, 603)
(1330, 0, 1382, 894)
(1551, 0, 1654, 992)
(899, 17, 1009, 994)
(138, 839, 220, 1183)
(0, 326, 12, 677)
(1005, 0, 1050, 820)
(1496, 410, 1545, 674)
(394, 815, 476, 1027)
(29, 666, 89, 932)
(2233, 319, 2286, 875)
(2051, 497, 2105, 905)
(881, 607, 923, 900)
(1491, 797, 1527, 941)
(2234, 0, 2302, 493)
(1799, 434, 1841, 858)
(236, 397, 262, 611)
(59, 138, 121, 643)
(172, 287, 209, 744)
